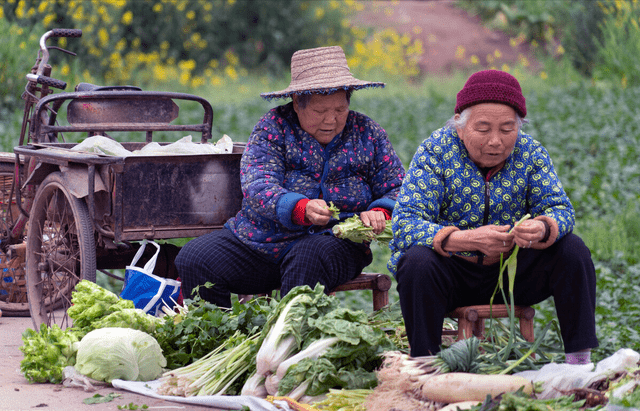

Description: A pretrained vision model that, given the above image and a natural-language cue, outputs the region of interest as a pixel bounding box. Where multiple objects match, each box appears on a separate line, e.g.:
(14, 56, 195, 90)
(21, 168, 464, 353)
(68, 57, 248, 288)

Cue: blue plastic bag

(120, 240, 181, 316)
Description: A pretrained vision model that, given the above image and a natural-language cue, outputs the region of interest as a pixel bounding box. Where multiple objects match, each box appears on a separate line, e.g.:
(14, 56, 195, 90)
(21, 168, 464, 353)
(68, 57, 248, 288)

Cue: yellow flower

(494, 49, 502, 58)
(455, 45, 465, 59)
(153, 3, 162, 12)
(225, 65, 238, 80)
(622, 75, 628, 88)
(540, 71, 548, 80)
(470, 55, 479, 65)
(555, 44, 565, 55)
(501, 63, 510, 72)
(315, 7, 325, 19)
(122, 10, 133, 25)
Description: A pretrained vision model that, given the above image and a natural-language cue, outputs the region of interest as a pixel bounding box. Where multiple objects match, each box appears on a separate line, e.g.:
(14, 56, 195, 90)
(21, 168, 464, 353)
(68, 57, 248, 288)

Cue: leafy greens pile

(20, 280, 163, 384)
(158, 284, 397, 401)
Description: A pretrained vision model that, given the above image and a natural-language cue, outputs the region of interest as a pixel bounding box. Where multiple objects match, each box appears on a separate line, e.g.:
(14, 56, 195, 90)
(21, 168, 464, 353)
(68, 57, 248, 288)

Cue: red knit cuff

(292, 199, 311, 226)
(371, 207, 392, 220)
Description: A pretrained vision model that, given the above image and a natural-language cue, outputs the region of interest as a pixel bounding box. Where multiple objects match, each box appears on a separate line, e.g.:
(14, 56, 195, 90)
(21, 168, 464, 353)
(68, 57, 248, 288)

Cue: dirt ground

(0, 2, 537, 410)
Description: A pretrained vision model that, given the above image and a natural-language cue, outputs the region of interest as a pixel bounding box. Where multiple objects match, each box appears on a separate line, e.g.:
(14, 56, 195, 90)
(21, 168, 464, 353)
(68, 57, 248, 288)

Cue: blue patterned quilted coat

(388, 126, 574, 275)
(225, 102, 405, 262)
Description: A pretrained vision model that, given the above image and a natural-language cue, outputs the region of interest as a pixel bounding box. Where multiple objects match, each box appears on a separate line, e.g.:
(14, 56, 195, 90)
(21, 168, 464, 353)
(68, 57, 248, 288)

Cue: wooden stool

(238, 272, 392, 311)
(331, 272, 392, 311)
(444, 305, 535, 342)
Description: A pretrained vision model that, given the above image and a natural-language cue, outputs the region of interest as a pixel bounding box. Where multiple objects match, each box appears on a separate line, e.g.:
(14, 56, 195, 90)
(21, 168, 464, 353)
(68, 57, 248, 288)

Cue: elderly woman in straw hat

(389, 70, 598, 364)
(176, 46, 405, 307)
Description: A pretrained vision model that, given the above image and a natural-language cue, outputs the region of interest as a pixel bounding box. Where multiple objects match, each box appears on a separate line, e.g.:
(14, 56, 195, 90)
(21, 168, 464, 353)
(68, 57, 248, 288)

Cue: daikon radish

(420, 372, 533, 403)
(439, 400, 482, 411)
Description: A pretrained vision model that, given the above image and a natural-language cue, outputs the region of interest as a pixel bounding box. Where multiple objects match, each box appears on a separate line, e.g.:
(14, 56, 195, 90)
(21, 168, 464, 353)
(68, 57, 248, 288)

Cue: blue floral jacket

(388, 126, 574, 274)
(226, 102, 405, 262)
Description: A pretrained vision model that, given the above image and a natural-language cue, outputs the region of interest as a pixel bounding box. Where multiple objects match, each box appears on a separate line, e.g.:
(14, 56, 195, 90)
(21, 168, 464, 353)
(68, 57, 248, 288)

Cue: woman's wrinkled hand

(360, 210, 387, 234)
(305, 199, 333, 226)
(472, 225, 514, 258)
(511, 219, 546, 248)
(446, 225, 514, 258)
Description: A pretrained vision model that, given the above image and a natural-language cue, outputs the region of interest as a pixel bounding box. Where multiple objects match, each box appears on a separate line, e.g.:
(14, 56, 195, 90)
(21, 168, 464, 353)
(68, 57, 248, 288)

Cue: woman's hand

(446, 225, 514, 258)
(510, 219, 546, 248)
(305, 199, 333, 226)
(360, 210, 387, 234)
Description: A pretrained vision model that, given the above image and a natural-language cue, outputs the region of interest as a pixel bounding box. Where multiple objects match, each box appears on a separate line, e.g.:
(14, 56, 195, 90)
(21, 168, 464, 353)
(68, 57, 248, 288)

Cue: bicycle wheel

(26, 172, 96, 330)
(0, 159, 30, 316)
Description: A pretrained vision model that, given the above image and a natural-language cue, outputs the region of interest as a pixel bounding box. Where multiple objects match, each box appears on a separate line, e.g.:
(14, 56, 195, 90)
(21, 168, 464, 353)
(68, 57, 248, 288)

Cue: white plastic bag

(515, 348, 640, 399)
(131, 134, 233, 156)
(71, 135, 132, 157)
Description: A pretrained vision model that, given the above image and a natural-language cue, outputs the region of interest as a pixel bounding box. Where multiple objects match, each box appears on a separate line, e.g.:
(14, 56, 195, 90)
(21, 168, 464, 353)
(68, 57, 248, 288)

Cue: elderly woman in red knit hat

(388, 70, 598, 364)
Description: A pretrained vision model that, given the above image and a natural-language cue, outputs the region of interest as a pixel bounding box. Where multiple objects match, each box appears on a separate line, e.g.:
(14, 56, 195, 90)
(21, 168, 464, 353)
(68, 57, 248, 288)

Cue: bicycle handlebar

(50, 28, 82, 38)
(28, 28, 82, 90)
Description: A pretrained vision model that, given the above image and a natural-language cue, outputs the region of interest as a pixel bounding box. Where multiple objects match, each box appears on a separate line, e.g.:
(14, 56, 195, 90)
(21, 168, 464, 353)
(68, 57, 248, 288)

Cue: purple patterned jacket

(225, 102, 405, 261)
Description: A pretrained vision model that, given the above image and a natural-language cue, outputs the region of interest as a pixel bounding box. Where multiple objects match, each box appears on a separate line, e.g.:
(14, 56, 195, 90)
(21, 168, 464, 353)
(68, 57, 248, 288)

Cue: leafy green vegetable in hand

(332, 215, 393, 244)
(20, 323, 80, 383)
(75, 327, 166, 383)
(67, 280, 135, 331)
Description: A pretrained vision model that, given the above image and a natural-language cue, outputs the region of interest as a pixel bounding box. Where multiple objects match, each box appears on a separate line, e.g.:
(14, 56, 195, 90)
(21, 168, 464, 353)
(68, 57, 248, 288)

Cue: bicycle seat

(75, 83, 142, 92)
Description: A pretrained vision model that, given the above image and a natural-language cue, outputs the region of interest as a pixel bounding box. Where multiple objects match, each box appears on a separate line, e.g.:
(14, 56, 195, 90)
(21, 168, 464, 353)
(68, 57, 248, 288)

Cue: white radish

(439, 400, 482, 411)
(419, 372, 533, 403)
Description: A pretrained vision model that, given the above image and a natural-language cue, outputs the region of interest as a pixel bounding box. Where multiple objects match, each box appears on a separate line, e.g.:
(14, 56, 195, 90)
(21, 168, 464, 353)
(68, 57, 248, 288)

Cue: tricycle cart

(0, 29, 243, 329)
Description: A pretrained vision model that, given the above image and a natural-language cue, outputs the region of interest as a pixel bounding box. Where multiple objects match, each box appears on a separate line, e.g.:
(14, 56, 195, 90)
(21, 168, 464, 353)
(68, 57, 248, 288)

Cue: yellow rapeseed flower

(501, 63, 510, 72)
(315, 7, 325, 19)
(16, 0, 25, 19)
(470, 55, 479, 65)
(153, 3, 162, 12)
(225, 65, 238, 80)
(98, 28, 109, 48)
(556, 44, 565, 55)
(187, 10, 196, 20)
(540, 71, 548, 80)
(43, 13, 56, 26)
(122, 10, 133, 25)
(494, 49, 502, 58)
(153, 66, 167, 81)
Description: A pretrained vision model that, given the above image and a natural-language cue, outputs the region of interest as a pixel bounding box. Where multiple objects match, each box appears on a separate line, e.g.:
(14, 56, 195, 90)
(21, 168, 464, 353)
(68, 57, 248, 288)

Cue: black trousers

(175, 228, 372, 307)
(395, 233, 598, 356)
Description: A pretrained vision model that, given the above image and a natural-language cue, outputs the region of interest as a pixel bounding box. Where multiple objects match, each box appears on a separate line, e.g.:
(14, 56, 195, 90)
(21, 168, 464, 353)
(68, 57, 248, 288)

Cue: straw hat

(260, 46, 385, 100)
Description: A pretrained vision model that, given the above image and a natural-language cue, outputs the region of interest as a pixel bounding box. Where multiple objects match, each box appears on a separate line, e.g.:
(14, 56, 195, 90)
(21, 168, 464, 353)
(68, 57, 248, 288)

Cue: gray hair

(294, 89, 353, 109)
(445, 107, 528, 130)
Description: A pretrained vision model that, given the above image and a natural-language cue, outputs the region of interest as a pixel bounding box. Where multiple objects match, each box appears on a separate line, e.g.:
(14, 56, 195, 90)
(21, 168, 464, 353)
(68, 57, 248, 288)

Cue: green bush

(592, 0, 640, 87)
(1, 0, 354, 87)
(0, 20, 42, 115)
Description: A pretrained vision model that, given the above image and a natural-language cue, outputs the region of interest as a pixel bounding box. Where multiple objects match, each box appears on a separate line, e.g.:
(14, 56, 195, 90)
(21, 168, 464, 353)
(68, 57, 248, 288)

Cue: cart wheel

(0, 161, 30, 317)
(26, 172, 96, 330)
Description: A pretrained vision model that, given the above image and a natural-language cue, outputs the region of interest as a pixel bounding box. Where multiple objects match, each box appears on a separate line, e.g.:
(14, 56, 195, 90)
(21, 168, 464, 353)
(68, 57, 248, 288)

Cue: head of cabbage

(75, 327, 166, 383)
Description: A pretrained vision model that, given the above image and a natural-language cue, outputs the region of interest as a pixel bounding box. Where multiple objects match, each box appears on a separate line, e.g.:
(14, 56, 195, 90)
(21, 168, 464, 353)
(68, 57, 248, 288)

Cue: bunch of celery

(157, 331, 259, 396)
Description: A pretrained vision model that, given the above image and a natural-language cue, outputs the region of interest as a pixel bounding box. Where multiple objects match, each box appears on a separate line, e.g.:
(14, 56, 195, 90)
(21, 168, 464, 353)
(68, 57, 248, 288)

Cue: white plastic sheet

(111, 379, 290, 411)
(515, 348, 640, 399)
(71, 135, 233, 157)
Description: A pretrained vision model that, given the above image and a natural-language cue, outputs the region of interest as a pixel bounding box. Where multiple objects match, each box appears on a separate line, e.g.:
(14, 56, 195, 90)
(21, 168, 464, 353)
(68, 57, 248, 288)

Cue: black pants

(175, 228, 372, 307)
(396, 233, 598, 356)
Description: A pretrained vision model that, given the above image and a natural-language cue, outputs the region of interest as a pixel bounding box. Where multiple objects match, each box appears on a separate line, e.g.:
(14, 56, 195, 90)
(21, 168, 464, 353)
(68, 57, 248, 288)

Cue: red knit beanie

(455, 70, 526, 117)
